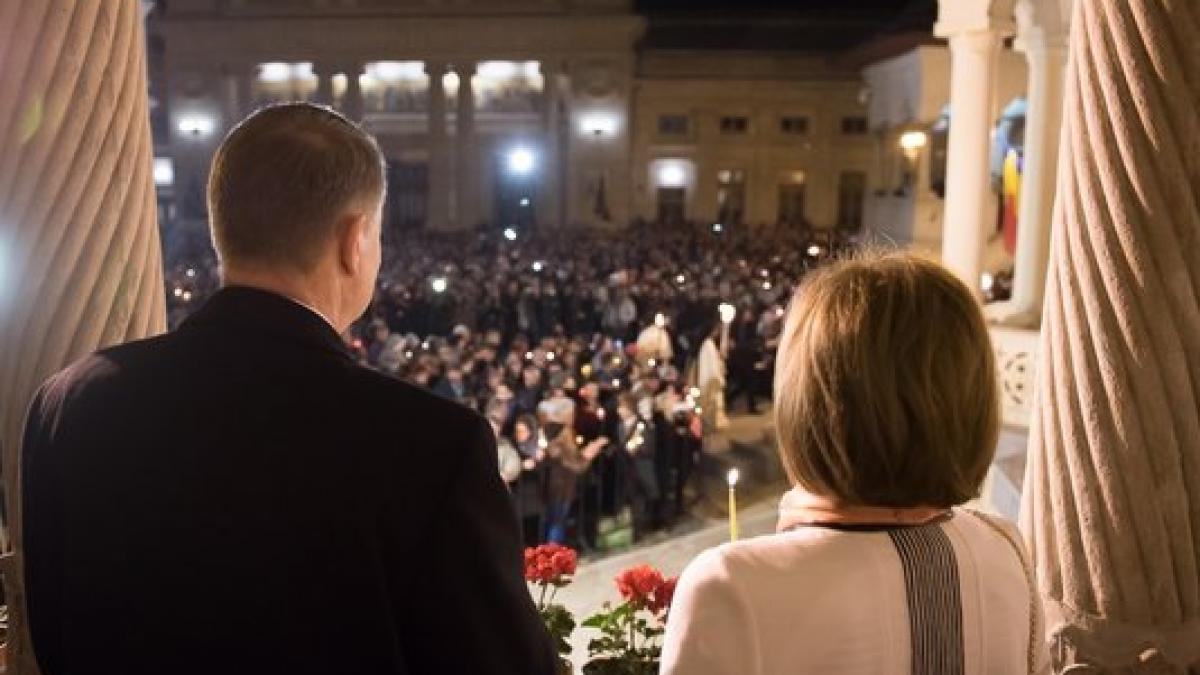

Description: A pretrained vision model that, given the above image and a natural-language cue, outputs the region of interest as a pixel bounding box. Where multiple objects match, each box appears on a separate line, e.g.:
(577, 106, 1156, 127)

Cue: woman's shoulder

(679, 527, 897, 596)
(945, 508, 1032, 581)
(945, 509, 1026, 554)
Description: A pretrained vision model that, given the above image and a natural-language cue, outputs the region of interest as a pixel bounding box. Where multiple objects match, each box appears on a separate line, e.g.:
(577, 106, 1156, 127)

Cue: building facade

(148, 0, 877, 235)
(631, 51, 873, 230)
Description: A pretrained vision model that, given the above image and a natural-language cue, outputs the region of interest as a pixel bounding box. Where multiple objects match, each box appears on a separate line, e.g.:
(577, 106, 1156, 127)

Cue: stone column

(235, 68, 254, 117)
(540, 60, 562, 229)
(314, 64, 334, 107)
(1021, 0, 1200, 670)
(341, 63, 364, 121)
(454, 61, 477, 230)
(425, 61, 450, 230)
(934, 1, 1015, 295)
(1006, 0, 1069, 326)
(222, 68, 240, 126)
(0, 2, 166, 672)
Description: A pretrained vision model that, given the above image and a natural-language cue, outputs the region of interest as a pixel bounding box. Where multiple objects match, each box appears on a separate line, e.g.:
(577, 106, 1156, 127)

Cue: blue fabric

(544, 501, 572, 543)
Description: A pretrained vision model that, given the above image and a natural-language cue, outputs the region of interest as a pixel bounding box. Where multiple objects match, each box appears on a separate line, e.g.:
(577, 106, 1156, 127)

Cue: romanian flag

(1001, 149, 1022, 255)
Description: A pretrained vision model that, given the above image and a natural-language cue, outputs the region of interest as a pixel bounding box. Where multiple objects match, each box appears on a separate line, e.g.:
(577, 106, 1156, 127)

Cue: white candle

(727, 468, 740, 542)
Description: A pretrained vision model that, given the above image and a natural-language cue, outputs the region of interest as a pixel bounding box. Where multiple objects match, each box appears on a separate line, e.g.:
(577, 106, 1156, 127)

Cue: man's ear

(336, 211, 369, 276)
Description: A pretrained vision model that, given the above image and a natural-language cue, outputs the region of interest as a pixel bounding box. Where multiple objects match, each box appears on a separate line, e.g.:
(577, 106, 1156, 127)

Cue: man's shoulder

(42, 333, 175, 395)
(23, 333, 177, 435)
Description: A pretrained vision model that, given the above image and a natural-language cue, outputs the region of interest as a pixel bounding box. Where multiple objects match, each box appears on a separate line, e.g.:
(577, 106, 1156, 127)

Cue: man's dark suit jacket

(21, 287, 556, 675)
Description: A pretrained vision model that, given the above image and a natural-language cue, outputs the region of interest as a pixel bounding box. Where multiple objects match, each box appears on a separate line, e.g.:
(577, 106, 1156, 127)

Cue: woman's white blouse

(660, 509, 1050, 674)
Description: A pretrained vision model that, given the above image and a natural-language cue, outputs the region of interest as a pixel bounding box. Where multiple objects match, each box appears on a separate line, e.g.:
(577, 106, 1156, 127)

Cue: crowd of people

(164, 221, 855, 549)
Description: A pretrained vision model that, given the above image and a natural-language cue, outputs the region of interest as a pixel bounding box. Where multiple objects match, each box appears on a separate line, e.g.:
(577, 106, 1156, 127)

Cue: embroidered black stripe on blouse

(888, 524, 965, 675)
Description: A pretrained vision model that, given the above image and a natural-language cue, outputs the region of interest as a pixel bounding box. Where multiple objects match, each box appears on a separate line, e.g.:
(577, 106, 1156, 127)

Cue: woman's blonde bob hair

(773, 252, 999, 508)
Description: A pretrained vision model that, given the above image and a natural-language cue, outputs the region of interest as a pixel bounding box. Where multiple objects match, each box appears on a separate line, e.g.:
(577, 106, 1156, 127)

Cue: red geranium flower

(649, 576, 678, 619)
(614, 564, 666, 609)
(524, 544, 578, 586)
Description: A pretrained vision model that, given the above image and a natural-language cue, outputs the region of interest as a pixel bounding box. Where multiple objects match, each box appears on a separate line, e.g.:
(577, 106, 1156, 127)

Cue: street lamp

(657, 163, 686, 188)
(153, 158, 174, 186)
(898, 129, 928, 193)
(580, 113, 618, 137)
(177, 114, 215, 138)
(506, 147, 536, 176)
(899, 130, 929, 154)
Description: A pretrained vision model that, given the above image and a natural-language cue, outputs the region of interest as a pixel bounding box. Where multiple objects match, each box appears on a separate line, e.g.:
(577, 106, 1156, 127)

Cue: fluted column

(425, 62, 450, 230)
(454, 62, 477, 230)
(935, 1, 1015, 295)
(1007, 0, 1069, 326)
(0, 2, 166, 672)
(1021, 0, 1200, 670)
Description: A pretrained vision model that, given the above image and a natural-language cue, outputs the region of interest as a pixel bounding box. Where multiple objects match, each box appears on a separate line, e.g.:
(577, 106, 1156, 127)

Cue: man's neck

(222, 266, 342, 332)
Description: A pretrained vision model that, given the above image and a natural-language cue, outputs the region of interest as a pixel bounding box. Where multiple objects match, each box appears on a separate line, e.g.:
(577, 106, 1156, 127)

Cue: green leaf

(582, 614, 607, 629)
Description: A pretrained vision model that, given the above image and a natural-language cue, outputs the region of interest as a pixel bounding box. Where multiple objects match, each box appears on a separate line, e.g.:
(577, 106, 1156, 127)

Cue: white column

(222, 68, 240, 126)
(1008, 9, 1069, 325)
(454, 61, 477, 230)
(426, 61, 450, 230)
(540, 60, 562, 229)
(936, 22, 1010, 295)
(341, 63, 364, 121)
(235, 68, 254, 117)
(314, 64, 334, 107)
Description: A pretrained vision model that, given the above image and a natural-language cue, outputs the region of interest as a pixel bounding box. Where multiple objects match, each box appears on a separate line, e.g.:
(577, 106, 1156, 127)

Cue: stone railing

(990, 324, 1040, 430)
(978, 325, 1040, 520)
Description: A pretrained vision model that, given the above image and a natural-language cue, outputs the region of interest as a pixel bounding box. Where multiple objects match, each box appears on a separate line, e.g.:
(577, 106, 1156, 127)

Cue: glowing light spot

(507, 147, 536, 175)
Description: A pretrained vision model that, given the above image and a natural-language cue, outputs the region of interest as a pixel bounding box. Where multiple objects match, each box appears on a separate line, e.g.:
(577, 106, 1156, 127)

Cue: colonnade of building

(195, 59, 568, 231)
(936, 0, 1069, 324)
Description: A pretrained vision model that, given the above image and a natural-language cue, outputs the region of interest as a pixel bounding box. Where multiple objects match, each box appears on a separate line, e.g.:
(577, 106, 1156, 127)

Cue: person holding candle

(662, 253, 1049, 675)
(541, 398, 608, 544)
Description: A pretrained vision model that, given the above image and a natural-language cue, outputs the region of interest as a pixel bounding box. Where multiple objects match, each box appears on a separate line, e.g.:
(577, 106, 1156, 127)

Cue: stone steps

(692, 409, 787, 520)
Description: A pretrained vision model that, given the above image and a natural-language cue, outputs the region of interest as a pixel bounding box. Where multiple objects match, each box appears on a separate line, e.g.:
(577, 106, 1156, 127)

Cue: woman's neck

(776, 487, 951, 533)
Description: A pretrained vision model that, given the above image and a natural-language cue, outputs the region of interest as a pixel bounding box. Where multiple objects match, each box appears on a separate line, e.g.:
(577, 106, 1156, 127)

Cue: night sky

(637, 0, 923, 11)
(635, 0, 936, 53)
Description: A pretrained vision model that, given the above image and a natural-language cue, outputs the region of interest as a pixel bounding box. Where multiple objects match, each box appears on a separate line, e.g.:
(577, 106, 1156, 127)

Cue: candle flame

(727, 468, 740, 487)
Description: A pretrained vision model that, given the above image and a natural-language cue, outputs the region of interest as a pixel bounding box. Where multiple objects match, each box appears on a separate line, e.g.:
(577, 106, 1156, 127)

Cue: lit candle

(727, 468, 740, 542)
